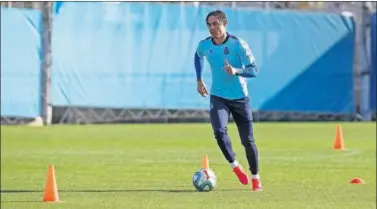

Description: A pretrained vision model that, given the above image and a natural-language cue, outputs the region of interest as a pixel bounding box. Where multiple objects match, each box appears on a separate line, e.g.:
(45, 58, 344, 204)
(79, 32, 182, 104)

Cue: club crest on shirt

(224, 47, 229, 55)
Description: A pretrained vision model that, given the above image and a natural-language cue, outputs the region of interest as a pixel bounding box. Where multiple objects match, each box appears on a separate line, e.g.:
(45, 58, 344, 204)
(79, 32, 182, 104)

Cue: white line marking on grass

(1, 148, 364, 165)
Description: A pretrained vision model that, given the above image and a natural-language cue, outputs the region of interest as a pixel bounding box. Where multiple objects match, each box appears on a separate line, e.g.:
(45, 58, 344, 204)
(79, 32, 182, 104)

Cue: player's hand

(197, 80, 208, 97)
(224, 60, 237, 75)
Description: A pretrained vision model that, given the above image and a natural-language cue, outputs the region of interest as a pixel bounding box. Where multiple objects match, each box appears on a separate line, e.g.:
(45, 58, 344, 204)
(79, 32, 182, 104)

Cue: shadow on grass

(1, 200, 42, 203)
(1, 188, 251, 203)
(1, 188, 250, 194)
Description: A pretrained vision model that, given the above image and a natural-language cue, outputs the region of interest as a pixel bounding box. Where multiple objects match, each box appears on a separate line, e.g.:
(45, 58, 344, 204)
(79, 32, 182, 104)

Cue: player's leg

(209, 95, 249, 185)
(209, 95, 234, 162)
(229, 97, 262, 191)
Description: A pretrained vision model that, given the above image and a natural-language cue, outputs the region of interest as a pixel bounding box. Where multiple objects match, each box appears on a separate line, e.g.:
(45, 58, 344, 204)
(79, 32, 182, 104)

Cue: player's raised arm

(235, 40, 258, 78)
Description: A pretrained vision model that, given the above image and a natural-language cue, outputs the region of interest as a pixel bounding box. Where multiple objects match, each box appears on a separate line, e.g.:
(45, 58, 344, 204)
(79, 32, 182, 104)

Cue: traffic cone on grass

(42, 164, 60, 203)
(202, 154, 209, 169)
(333, 125, 344, 150)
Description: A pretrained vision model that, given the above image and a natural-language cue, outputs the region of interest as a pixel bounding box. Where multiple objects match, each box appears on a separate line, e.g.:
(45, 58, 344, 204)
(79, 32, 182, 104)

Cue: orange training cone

(333, 124, 344, 150)
(350, 177, 366, 184)
(202, 154, 209, 169)
(43, 164, 60, 202)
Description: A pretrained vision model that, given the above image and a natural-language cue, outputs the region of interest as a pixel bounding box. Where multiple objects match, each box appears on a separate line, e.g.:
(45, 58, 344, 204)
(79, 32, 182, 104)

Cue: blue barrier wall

(52, 2, 355, 112)
(0, 7, 42, 118)
(371, 13, 376, 112)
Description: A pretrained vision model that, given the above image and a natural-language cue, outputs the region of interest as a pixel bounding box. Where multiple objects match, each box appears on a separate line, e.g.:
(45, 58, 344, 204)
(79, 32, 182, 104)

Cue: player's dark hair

(206, 10, 227, 24)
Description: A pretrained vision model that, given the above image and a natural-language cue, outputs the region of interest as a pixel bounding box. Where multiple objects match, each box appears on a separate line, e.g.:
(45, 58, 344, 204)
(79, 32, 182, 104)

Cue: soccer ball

(192, 168, 217, 192)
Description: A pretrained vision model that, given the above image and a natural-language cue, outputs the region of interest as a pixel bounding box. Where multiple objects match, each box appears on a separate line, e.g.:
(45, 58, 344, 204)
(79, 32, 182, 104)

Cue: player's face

(207, 15, 226, 39)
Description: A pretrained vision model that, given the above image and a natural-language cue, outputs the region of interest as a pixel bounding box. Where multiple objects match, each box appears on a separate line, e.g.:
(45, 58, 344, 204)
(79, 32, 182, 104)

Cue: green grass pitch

(1, 122, 376, 209)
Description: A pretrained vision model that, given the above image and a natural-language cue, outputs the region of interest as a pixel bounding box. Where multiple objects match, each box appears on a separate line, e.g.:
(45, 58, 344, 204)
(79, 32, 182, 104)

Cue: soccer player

(194, 10, 262, 191)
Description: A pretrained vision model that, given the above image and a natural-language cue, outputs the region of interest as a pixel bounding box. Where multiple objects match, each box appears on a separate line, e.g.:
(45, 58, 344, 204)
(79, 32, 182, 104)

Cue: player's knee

(241, 136, 255, 147)
(214, 128, 227, 140)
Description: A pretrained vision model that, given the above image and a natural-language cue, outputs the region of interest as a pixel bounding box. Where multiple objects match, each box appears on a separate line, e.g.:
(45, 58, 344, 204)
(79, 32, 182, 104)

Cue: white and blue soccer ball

(192, 168, 217, 192)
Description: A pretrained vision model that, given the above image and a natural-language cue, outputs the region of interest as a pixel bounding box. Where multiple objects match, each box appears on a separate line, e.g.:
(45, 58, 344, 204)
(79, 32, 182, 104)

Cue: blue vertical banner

(370, 13, 376, 113)
(51, 2, 355, 113)
(0, 7, 42, 118)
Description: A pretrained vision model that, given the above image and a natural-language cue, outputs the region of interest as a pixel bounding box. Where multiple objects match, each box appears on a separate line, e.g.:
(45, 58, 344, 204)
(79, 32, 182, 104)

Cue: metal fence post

(40, 2, 52, 125)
